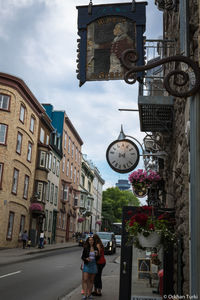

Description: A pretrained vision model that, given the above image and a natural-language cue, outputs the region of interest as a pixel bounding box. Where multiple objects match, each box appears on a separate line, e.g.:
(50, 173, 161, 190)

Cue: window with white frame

(52, 156, 56, 173)
(48, 211, 52, 232)
(0, 124, 8, 144)
(48, 153, 52, 170)
(23, 175, 29, 199)
(27, 142, 32, 162)
(50, 183, 54, 203)
(81, 174, 85, 187)
(0, 163, 3, 189)
(80, 195, 84, 207)
(7, 212, 14, 239)
(29, 116, 35, 133)
(74, 168, 76, 184)
(16, 132, 22, 154)
(46, 153, 49, 169)
(0, 94, 10, 110)
(63, 184, 68, 201)
(19, 104, 25, 123)
(40, 128, 45, 143)
(62, 155, 65, 173)
(54, 186, 58, 205)
(46, 180, 50, 202)
(56, 160, 60, 177)
(39, 151, 46, 167)
(88, 181, 91, 193)
(12, 168, 19, 194)
(70, 163, 73, 179)
(37, 182, 43, 201)
(68, 137, 71, 153)
(64, 133, 67, 149)
(66, 160, 69, 176)
(19, 215, 25, 239)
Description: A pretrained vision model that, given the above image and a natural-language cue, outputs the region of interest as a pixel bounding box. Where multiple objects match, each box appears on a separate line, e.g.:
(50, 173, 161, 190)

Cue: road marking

(0, 270, 22, 279)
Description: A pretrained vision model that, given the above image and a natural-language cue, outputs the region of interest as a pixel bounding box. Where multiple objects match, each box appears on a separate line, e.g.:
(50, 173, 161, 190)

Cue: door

(119, 206, 174, 300)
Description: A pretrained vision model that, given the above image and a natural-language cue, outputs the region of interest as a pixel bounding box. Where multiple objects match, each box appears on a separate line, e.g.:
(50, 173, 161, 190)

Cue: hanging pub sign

(76, 2, 147, 86)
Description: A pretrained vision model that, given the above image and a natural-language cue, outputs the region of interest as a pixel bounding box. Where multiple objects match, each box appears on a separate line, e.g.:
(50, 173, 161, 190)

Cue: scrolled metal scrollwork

(121, 49, 200, 98)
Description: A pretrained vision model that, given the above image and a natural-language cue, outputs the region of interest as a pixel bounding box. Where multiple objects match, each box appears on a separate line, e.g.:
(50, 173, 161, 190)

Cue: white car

(115, 235, 121, 247)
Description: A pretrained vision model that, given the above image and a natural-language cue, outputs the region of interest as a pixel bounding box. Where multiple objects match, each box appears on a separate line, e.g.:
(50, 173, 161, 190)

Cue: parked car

(96, 232, 116, 254)
(78, 233, 90, 246)
(115, 235, 121, 247)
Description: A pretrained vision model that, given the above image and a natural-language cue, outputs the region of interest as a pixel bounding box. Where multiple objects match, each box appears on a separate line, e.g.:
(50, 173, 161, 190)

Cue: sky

(0, 0, 163, 191)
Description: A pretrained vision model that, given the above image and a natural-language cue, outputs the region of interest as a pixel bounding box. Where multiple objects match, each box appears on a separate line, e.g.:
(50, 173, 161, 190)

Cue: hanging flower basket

(30, 203, 43, 211)
(137, 232, 161, 248)
(96, 220, 102, 225)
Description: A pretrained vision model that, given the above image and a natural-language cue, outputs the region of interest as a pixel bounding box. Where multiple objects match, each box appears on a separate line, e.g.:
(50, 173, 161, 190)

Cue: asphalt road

(0, 246, 120, 300)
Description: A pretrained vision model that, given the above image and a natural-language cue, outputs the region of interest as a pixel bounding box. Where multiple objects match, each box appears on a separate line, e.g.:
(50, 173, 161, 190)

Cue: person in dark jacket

(21, 230, 28, 249)
(81, 236, 99, 299)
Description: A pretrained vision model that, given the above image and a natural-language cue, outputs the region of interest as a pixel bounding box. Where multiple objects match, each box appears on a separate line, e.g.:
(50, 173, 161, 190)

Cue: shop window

(19, 215, 25, 240)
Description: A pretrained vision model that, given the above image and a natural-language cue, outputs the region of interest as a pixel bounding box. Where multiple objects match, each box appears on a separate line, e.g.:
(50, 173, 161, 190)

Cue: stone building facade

(140, 1, 200, 296)
(0, 73, 47, 248)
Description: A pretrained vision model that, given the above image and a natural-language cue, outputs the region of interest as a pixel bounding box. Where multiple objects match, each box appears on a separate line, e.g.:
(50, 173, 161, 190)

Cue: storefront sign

(76, 2, 147, 86)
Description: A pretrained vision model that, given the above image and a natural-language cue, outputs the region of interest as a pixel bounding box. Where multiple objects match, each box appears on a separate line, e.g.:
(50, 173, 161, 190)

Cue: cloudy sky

(0, 0, 162, 190)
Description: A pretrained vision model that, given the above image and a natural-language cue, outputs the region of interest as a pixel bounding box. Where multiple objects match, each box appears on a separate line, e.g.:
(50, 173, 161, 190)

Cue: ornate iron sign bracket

(121, 49, 200, 98)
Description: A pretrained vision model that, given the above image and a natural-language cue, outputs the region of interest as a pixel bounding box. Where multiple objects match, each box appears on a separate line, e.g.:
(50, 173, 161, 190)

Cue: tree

(101, 187, 140, 230)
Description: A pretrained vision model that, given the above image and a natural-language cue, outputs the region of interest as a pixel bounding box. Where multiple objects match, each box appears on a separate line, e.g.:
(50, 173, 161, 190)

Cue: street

(0, 246, 120, 300)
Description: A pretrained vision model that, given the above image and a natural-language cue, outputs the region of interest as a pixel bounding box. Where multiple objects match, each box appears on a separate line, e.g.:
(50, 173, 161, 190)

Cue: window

(75, 147, 78, 161)
(7, 212, 15, 240)
(19, 104, 25, 123)
(27, 142, 32, 162)
(12, 168, 19, 194)
(54, 186, 58, 205)
(62, 213, 65, 229)
(62, 155, 65, 173)
(48, 211, 53, 232)
(39, 151, 46, 167)
(40, 128, 45, 143)
(77, 170, 80, 185)
(37, 182, 43, 201)
(74, 168, 76, 184)
(23, 175, 29, 199)
(0, 124, 8, 144)
(63, 184, 68, 201)
(56, 160, 60, 176)
(88, 181, 91, 193)
(46, 135, 49, 145)
(46, 181, 50, 202)
(0, 94, 10, 111)
(19, 215, 25, 239)
(16, 132, 23, 154)
(66, 160, 69, 176)
(46, 153, 49, 169)
(68, 137, 71, 153)
(81, 174, 85, 187)
(50, 183, 54, 203)
(52, 156, 56, 173)
(29, 116, 35, 133)
(64, 133, 67, 149)
(58, 214, 61, 228)
(0, 163, 3, 189)
(48, 153, 52, 170)
(80, 195, 84, 207)
(70, 163, 73, 180)
(72, 143, 74, 157)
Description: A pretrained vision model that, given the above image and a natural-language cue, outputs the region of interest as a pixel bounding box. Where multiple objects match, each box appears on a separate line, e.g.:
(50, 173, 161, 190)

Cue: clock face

(106, 139, 139, 173)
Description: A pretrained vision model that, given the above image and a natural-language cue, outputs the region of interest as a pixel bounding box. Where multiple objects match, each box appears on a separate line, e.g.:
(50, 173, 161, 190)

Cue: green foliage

(102, 187, 140, 230)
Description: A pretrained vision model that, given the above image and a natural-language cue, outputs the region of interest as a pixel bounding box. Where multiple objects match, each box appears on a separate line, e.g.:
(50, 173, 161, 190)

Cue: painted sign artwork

(86, 16, 136, 81)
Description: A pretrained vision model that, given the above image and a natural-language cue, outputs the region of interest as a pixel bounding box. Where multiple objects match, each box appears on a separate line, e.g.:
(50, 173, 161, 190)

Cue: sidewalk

(0, 240, 78, 266)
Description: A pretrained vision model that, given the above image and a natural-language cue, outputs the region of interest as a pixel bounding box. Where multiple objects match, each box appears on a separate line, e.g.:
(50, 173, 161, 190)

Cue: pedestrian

(21, 230, 28, 249)
(81, 236, 99, 299)
(38, 230, 44, 248)
(92, 234, 106, 296)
